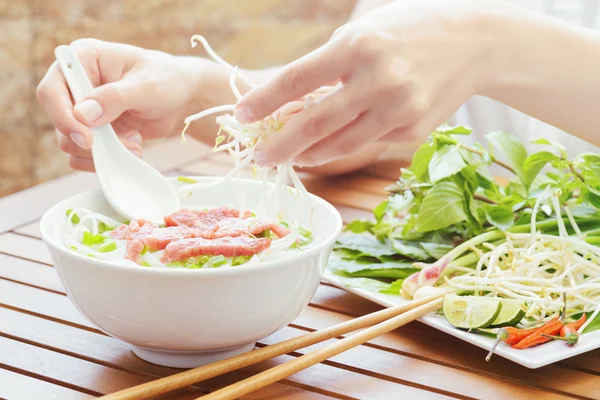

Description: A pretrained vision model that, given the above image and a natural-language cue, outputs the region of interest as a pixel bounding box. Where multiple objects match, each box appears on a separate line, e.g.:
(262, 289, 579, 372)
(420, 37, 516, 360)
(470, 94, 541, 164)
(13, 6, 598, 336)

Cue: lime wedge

(488, 298, 525, 328)
(443, 294, 502, 329)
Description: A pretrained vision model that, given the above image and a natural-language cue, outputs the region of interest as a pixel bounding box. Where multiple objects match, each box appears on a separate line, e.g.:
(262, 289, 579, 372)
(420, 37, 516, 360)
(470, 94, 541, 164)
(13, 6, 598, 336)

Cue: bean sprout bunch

(443, 188, 600, 328)
(178, 35, 333, 227)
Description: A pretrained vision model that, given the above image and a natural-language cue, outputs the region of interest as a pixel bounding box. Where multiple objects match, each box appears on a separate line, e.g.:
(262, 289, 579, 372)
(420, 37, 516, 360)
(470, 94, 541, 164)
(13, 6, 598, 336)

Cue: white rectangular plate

(323, 271, 600, 369)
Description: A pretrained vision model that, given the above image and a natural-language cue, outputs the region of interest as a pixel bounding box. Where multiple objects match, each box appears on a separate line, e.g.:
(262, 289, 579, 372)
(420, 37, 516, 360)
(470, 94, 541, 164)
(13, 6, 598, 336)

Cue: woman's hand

(36, 39, 223, 172)
(234, 0, 499, 168)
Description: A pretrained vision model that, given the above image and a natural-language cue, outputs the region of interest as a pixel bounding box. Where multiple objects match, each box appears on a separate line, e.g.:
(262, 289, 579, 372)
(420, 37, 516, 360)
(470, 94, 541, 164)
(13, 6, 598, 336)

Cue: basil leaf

(379, 279, 405, 295)
(373, 200, 389, 223)
(328, 256, 419, 279)
(420, 242, 453, 259)
(436, 125, 473, 135)
(582, 312, 600, 334)
(485, 205, 515, 231)
(391, 239, 432, 261)
(523, 151, 558, 186)
(411, 143, 436, 181)
(428, 145, 467, 183)
(532, 138, 567, 158)
(334, 234, 395, 258)
(330, 273, 391, 292)
(486, 131, 528, 180)
(415, 181, 468, 233)
(344, 220, 374, 234)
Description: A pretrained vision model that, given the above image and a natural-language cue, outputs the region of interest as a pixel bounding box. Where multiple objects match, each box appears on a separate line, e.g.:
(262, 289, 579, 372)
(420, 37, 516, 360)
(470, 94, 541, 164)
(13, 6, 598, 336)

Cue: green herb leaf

(486, 131, 527, 179)
(334, 234, 395, 258)
(411, 143, 436, 181)
(330, 274, 391, 292)
(485, 205, 515, 231)
(428, 145, 467, 183)
(420, 242, 453, 259)
(328, 256, 419, 279)
(523, 151, 558, 186)
(379, 279, 405, 295)
(415, 181, 468, 233)
(373, 201, 389, 223)
(344, 220, 374, 234)
(436, 125, 473, 135)
(390, 239, 432, 261)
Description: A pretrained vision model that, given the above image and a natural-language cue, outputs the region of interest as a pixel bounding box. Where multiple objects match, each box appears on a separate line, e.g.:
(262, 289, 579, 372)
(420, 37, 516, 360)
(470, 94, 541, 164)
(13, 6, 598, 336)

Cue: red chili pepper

(512, 317, 564, 349)
(486, 325, 543, 361)
(542, 314, 587, 346)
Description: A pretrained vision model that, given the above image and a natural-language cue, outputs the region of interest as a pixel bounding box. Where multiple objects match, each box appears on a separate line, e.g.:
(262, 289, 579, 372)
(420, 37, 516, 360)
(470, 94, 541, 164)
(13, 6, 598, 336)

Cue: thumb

(73, 77, 148, 127)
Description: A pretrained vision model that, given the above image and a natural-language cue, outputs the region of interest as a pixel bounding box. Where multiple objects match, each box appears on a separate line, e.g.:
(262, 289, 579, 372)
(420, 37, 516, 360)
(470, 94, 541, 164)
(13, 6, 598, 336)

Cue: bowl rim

(40, 175, 343, 276)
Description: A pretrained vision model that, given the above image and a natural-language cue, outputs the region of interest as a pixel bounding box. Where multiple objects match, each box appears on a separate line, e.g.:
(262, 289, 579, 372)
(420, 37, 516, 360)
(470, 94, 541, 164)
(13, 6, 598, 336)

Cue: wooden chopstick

(196, 297, 444, 400)
(99, 291, 447, 400)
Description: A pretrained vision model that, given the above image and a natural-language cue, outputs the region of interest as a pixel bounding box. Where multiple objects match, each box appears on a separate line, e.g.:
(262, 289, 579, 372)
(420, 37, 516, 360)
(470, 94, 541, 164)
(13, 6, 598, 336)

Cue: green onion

(86, 253, 96, 258)
(92, 234, 105, 244)
(167, 261, 186, 268)
(215, 135, 226, 146)
(209, 255, 227, 267)
(140, 261, 151, 267)
(140, 246, 148, 255)
(232, 255, 251, 266)
(98, 221, 107, 233)
(69, 246, 77, 251)
(260, 229, 271, 238)
(177, 176, 197, 184)
(98, 242, 117, 253)
(82, 231, 93, 246)
(66, 209, 80, 224)
(298, 227, 313, 238)
(280, 221, 289, 228)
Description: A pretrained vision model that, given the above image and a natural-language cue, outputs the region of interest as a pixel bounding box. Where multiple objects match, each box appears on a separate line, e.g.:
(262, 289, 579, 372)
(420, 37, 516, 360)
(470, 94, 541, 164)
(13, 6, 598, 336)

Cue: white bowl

(40, 176, 342, 368)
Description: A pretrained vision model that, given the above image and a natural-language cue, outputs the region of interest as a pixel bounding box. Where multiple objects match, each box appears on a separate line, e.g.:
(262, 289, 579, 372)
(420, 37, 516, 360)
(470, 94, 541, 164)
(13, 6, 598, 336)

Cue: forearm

(479, 4, 600, 145)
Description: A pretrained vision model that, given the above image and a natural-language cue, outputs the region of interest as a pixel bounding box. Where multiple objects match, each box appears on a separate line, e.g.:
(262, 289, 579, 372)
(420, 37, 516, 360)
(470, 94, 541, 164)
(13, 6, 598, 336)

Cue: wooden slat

(0, 308, 332, 400)
(0, 336, 153, 396)
(0, 368, 94, 400)
(294, 296, 600, 399)
(0, 253, 63, 293)
(5, 250, 600, 398)
(13, 220, 42, 238)
(262, 326, 571, 400)
(0, 232, 53, 265)
(0, 259, 449, 399)
(0, 278, 95, 330)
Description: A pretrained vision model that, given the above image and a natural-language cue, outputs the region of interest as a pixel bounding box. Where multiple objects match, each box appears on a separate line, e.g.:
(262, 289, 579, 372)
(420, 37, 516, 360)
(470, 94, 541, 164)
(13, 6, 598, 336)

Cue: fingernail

(124, 132, 143, 146)
(75, 99, 104, 124)
(235, 106, 254, 124)
(70, 132, 87, 149)
(254, 151, 270, 167)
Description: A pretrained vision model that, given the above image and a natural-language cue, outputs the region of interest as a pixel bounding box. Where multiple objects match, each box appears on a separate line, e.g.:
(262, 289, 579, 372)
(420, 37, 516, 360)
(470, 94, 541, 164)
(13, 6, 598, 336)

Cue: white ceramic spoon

(55, 45, 180, 224)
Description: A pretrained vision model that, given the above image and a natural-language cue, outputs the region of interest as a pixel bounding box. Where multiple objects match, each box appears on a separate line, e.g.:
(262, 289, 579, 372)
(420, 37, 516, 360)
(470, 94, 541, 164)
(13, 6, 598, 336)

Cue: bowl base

(131, 342, 257, 368)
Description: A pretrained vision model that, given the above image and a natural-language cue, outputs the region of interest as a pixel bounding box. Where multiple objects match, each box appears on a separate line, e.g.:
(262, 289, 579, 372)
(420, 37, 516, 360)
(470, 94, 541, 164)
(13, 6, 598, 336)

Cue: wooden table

(1, 138, 599, 400)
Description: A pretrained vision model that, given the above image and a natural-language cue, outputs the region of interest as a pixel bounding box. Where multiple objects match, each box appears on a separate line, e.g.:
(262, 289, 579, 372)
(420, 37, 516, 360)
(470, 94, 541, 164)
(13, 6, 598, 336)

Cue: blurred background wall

(0, 0, 355, 197)
(1, 0, 599, 198)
